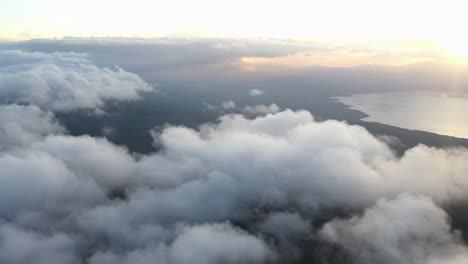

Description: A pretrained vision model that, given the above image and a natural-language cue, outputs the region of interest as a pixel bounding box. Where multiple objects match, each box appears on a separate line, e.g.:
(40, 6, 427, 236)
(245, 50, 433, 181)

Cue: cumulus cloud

(3, 104, 468, 263)
(203, 102, 279, 117)
(320, 194, 468, 264)
(243, 104, 280, 115)
(202, 100, 237, 112)
(249, 89, 265, 96)
(0, 50, 152, 111)
(0, 104, 64, 150)
(101, 126, 116, 137)
(0, 223, 78, 264)
(256, 212, 310, 239)
(220, 100, 236, 110)
(143, 110, 468, 212)
(88, 223, 273, 264)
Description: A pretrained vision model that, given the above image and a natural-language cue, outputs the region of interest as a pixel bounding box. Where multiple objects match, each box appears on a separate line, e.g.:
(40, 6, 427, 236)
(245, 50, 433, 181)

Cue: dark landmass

(354, 120, 468, 155)
(57, 81, 468, 157)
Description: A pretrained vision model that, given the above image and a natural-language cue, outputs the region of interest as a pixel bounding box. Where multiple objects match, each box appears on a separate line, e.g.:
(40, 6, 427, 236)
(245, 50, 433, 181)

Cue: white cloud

(249, 89, 265, 96)
(169, 224, 273, 264)
(256, 212, 310, 239)
(2, 106, 468, 263)
(221, 100, 236, 110)
(243, 104, 280, 115)
(0, 104, 64, 151)
(320, 194, 468, 264)
(202, 100, 237, 112)
(0, 50, 153, 111)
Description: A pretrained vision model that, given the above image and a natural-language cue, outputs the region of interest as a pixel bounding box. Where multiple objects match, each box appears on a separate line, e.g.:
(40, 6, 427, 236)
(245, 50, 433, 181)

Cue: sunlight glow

(1, 0, 467, 63)
(439, 39, 468, 58)
(1, 0, 466, 39)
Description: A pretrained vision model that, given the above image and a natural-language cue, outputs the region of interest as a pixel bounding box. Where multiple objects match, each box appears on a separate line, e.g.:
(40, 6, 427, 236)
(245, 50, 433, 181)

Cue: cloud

(203, 102, 279, 117)
(168, 224, 273, 264)
(0, 104, 64, 151)
(143, 110, 468, 212)
(256, 212, 310, 239)
(202, 100, 237, 112)
(220, 100, 236, 110)
(1, 38, 314, 74)
(242, 104, 280, 115)
(320, 194, 468, 264)
(249, 89, 265, 96)
(0, 50, 152, 111)
(88, 223, 273, 264)
(3, 104, 468, 262)
(0, 223, 78, 264)
(254, 212, 310, 261)
(101, 126, 116, 137)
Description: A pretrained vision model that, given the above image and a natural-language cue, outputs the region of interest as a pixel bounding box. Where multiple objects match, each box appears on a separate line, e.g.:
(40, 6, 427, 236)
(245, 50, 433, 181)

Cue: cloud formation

(2, 106, 468, 263)
(220, 100, 236, 110)
(203, 100, 238, 112)
(0, 104, 64, 150)
(0, 50, 152, 111)
(321, 194, 468, 264)
(242, 103, 280, 115)
(88, 223, 273, 264)
(249, 89, 265, 96)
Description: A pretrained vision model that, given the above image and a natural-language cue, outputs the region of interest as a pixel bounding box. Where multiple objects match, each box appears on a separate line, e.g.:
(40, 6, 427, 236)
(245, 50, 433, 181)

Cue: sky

(2, 0, 468, 59)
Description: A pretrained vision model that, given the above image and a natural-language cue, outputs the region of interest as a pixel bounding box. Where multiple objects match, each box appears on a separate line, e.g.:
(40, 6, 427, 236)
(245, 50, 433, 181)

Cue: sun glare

(443, 42, 468, 58)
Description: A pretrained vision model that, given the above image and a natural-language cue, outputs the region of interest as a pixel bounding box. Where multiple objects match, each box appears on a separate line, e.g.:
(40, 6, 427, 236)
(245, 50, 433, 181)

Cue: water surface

(335, 91, 468, 139)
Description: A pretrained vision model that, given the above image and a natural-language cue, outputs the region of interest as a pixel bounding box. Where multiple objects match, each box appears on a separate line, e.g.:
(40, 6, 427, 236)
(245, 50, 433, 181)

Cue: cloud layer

(2, 102, 468, 263)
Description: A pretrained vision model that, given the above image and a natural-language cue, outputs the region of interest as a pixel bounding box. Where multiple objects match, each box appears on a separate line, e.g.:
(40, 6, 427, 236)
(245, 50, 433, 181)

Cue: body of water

(335, 91, 468, 139)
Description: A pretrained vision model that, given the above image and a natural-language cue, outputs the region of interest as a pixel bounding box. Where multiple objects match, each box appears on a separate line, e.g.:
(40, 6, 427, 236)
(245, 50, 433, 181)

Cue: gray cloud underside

(0, 38, 316, 74)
